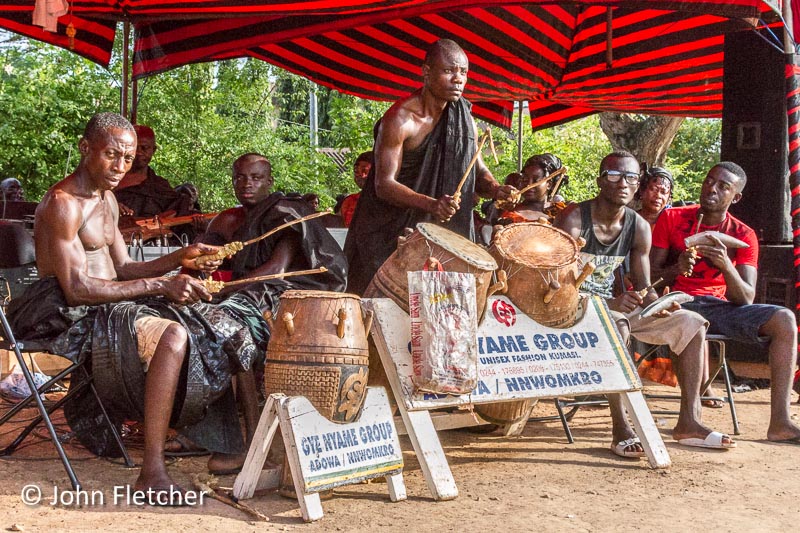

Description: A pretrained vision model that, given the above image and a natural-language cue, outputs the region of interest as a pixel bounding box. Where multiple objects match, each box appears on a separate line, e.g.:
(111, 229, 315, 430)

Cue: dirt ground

(1, 383, 798, 532)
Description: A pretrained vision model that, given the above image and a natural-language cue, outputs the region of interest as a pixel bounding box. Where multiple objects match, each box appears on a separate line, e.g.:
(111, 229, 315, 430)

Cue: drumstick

(495, 166, 569, 212)
(194, 210, 331, 268)
(691, 213, 704, 236)
(452, 128, 491, 205)
(202, 267, 328, 293)
(683, 213, 704, 276)
(487, 127, 499, 164)
(547, 167, 568, 202)
(636, 277, 664, 297)
(517, 167, 568, 197)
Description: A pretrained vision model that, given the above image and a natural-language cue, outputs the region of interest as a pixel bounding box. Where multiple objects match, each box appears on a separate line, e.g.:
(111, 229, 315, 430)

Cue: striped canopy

(0, 1, 788, 129)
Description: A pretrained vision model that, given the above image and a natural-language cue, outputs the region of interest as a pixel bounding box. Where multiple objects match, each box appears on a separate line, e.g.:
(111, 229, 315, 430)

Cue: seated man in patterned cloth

(8, 113, 269, 503)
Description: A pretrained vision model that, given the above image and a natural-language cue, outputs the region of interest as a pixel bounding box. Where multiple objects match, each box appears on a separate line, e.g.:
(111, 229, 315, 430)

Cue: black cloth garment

(344, 96, 478, 295)
(204, 192, 348, 315)
(114, 168, 179, 217)
(7, 277, 269, 456)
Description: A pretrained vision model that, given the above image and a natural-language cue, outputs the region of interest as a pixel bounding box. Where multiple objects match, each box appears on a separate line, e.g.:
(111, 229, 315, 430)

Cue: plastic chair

(0, 222, 134, 490)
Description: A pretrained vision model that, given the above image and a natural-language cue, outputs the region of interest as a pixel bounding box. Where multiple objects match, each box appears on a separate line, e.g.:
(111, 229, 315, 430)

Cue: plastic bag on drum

(408, 270, 478, 395)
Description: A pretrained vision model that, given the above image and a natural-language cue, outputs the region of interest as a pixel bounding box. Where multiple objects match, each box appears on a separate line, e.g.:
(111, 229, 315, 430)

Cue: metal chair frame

(0, 306, 135, 490)
(635, 335, 741, 435)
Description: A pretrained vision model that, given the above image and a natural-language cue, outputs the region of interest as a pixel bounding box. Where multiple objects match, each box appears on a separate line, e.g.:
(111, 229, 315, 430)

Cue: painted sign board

(283, 388, 404, 493)
(366, 295, 641, 411)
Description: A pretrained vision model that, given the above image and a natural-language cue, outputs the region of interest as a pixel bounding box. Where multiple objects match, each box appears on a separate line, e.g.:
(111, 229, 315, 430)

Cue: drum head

(493, 223, 578, 268)
(416, 223, 497, 270)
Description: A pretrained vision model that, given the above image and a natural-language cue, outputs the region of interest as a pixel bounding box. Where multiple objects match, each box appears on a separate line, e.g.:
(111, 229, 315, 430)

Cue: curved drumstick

(636, 277, 664, 297)
(546, 167, 568, 202)
(496, 166, 569, 211)
(202, 266, 328, 293)
(683, 213, 704, 276)
(194, 210, 331, 268)
(452, 128, 492, 205)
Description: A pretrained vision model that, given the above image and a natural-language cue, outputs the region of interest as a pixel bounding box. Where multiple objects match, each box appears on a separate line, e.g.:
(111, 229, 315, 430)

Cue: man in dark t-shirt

(651, 161, 800, 444)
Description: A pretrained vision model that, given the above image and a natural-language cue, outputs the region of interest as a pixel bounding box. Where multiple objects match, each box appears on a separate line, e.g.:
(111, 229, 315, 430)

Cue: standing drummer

(555, 150, 735, 455)
(344, 39, 517, 294)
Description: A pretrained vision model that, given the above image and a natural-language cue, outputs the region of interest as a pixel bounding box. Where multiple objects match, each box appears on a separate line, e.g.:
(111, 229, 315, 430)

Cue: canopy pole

(121, 21, 130, 119)
(131, 76, 138, 125)
(783, 0, 800, 356)
(309, 86, 318, 147)
(517, 100, 524, 171)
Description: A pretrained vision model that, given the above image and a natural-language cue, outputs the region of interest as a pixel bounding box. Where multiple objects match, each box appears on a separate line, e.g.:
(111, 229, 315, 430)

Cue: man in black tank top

(556, 151, 735, 456)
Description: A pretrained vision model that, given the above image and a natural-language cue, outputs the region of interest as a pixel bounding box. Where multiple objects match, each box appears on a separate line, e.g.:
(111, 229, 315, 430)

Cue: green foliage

(490, 113, 719, 205)
(489, 114, 612, 203)
(666, 118, 721, 202)
(0, 29, 720, 212)
(0, 36, 119, 197)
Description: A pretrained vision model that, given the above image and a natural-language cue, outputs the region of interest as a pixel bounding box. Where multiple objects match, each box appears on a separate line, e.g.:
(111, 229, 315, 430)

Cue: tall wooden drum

(365, 222, 503, 321)
(265, 290, 371, 423)
(490, 223, 582, 329)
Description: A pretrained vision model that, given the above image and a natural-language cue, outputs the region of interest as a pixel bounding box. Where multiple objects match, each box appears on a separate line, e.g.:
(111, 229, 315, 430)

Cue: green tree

(0, 34, 119, 199)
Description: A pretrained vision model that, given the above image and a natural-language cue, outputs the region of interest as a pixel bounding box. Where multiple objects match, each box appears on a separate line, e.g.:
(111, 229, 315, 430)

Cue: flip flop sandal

(164, 434, 210, 457)
(610, 437, 645, 458)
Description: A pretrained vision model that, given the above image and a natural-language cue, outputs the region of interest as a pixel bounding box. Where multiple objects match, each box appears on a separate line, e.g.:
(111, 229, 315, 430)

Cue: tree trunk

(598, 113, 685, 166)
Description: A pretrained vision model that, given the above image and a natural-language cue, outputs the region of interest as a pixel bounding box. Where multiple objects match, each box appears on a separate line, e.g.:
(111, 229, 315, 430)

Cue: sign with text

(283, 387, 404, 493)
(366, 295, 641, 411)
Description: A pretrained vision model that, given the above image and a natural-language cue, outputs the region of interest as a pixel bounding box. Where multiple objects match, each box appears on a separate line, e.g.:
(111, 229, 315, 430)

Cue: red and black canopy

(0, 1, 788, 129)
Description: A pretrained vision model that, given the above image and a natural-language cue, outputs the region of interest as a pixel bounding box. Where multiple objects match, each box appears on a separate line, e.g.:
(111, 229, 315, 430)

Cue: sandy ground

(1, 384, 798, 532)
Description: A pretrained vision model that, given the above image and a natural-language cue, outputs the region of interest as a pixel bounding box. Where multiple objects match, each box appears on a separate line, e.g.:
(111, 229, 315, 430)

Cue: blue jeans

(681, 295, 783, 344)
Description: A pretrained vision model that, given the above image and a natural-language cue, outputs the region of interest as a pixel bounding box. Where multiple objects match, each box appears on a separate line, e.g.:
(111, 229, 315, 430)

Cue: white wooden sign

(234, 387, 406, 522)
(366, 295, 641, 411)
(365, 295, 671, 501)
(284, 392, 404, 493)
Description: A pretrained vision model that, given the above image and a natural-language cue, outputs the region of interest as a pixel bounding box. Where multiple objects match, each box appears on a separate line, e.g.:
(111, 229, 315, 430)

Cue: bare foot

(207, 452, 246, 475)
(673, 428, 735, 447)
(766, 421, 800, 442)
(133, 471, 191, 506)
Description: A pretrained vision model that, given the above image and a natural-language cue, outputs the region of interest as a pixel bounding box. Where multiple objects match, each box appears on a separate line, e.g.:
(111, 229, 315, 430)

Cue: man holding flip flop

(651, 161, 800, 445)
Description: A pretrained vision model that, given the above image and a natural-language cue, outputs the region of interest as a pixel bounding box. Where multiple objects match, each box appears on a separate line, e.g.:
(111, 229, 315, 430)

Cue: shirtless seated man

(12, 112, 234, 501)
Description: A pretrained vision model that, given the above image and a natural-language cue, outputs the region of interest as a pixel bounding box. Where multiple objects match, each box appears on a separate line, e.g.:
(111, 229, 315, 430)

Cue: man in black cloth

(344, 39, 516, 294)
(8, 113, 268, 503)
(113, 125, 179, 217)
(201, 152, 347, 312)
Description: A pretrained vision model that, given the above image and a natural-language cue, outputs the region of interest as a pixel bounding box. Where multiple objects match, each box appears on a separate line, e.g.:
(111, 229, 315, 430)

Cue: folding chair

(0, 222, 134, 490)
(635, 336, 741, 435)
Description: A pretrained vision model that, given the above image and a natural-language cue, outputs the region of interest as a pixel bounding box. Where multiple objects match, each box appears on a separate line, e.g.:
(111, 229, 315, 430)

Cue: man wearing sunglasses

(556, 150, 734, 456)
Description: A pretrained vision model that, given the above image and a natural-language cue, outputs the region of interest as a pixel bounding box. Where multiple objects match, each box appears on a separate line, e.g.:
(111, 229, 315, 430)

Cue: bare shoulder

(632, 210, 652, 246)
(36, 183, 82, 229)
(206, 206, 245, 239)
(554, 201, 582, 235)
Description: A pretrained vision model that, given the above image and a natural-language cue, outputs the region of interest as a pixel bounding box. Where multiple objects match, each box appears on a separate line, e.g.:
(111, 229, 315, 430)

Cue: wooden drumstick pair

(495, 166, 568, 212)
(201, 266, 328, 294)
